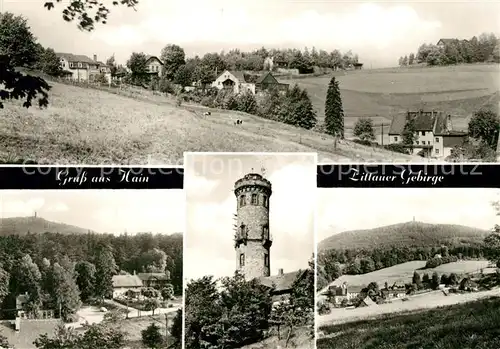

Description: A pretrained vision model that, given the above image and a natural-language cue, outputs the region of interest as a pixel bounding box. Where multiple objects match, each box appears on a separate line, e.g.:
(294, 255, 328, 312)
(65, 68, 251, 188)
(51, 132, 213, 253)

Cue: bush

(353, 139, 374, 147)
(384, 143, 408, 154)
(201, 96, 214, 107)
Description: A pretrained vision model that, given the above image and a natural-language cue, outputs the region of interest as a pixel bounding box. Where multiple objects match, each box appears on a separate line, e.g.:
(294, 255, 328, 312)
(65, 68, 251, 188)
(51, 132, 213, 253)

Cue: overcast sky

(0, 190, 184, 234)
(4, 0, 500, 68)
(317, 188, 500, 242)
(184, 153, 316, 281)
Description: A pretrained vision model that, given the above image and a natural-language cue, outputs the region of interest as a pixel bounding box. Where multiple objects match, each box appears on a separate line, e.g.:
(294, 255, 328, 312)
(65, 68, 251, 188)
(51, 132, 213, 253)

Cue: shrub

(384, 143, 408, 154)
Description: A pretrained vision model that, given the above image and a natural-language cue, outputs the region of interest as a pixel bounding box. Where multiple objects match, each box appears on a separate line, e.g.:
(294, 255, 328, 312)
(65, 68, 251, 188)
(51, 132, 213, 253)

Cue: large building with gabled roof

(388, 110, 467, 159)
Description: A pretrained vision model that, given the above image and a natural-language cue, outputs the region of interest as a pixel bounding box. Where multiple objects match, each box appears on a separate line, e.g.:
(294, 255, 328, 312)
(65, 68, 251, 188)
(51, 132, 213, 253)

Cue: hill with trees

(319, 221, 489, 251)
(0, 216, 92, 236)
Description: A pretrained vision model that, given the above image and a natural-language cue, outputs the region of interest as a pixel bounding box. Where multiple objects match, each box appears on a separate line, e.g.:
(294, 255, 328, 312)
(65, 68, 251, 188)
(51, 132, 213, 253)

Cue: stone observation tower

(233, 172, 272, 281)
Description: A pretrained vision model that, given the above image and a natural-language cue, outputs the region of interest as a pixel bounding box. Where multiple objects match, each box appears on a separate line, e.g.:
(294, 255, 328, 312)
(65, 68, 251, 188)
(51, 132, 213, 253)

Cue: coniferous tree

(324, 76, 345, 139)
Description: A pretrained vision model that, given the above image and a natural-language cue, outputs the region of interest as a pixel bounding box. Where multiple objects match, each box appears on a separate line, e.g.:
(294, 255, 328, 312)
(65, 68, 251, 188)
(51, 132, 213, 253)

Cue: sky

(317, 188, 500, 242)
(184, 153, 316, 281)
(4, 0, 500, 68)
(0, 189, 184, 234)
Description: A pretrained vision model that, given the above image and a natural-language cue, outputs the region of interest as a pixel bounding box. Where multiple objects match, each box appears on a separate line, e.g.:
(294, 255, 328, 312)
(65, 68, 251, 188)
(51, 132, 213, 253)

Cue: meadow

(286, 64, 500, 143)
(317, 296, 500, 349)
(0, 81, 419, 164)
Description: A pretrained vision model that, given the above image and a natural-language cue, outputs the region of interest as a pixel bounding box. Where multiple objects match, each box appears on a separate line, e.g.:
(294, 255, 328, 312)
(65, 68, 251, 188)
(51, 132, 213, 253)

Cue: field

(120, 312, 178, 348)
(317, 296, 500, 349)
(320, 260, 494, 294)
(284, 64, 500, 143)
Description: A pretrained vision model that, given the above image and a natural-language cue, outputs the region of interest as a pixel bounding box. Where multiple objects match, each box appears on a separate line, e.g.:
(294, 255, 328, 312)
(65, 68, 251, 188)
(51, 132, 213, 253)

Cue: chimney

(447, 114, 452, 132)
(278, 268, 284, 276)
(93, 54, 97, 62)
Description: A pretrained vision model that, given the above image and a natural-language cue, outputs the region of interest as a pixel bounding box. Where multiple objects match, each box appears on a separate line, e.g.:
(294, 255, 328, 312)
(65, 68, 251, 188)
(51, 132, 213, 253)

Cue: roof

(353, 63, 363, 66)
(437, 38, 460, 45)
(137, 272, 171, 282)
(56, 52, 96, 64)
(255, 72, 279, 84)
(0, 319, 61, 349)
(112, 274, 143, 288)
(145, 55, 163, 65)
(258, 270, 307, 292)
(389, 110, 463, 136)
(443, 134, 467, 148)
(359, 296, 377, 307)
(216, 70, 248, 83)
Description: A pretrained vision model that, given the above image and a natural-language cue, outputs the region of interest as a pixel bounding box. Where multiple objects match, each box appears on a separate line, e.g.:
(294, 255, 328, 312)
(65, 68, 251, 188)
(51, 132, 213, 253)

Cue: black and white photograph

(184, 153, 315, 349)
(316, 187, 500, 349)
(1, 1, 498, 164)
(0, 189, 183, 349)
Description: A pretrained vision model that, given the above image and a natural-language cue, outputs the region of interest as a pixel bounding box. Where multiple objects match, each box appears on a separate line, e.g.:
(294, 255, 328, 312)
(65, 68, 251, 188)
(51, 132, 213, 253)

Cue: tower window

(240, 224, 247, 238)
(262, 195, 268, 208)
(264, 254, 269, 267)
(239, 195, 246, 207)
(251, 193, 258, 205)
(240, 253, 245, 267)
(262, 225, 269, 240)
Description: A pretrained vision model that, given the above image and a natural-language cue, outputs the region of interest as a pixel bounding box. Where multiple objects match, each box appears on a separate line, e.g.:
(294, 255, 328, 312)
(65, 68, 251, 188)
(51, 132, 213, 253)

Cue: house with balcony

(145, 55, 164, 76)
(388, 109, 468, 159)
(211, 70, 256, 94)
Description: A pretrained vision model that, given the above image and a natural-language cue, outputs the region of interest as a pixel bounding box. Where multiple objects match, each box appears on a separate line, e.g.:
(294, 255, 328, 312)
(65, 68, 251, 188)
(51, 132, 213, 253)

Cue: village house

(258, 268, 311, 303)
(255, 71, 289, 94)
(353, 62, 363, 70)
(211, 70, 256, 94)
(56, 53, 111, 82)
(357, 296, 377, 308)
(145, 55, 163, 76)
(137, 272, 171, 289)
(381, 287, 407, 299)
(111, 274, 143, 298)
(388, 110, 468, 159)
(436, 38, 469, 48)
(328, 283, 364, 305)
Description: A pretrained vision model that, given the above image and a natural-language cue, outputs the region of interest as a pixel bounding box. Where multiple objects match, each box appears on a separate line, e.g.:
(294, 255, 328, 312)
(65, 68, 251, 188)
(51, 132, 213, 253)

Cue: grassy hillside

(0, 216, 91, 236)
(317, 296, 500, 349)
(0, 78, 420, 164)
(318, 221, 489, 251)
(285, 64, 500, 143)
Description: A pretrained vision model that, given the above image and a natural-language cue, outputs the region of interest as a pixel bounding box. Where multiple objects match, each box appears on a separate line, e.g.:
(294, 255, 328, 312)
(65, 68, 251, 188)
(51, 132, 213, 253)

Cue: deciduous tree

(468, 109, 500, 148)
(142, 323, 163, 349)
(160, 44, 186, 80)
(51, 262, 82, 321)
(353, 118, 375, 142)
(75, 261, 96, 303)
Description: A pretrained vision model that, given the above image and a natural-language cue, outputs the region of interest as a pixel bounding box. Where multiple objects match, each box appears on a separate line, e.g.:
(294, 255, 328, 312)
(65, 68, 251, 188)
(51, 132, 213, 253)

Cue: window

(422, 131, 426, 136)
(239, 195, 246, 207)
(262, 225, 269, 239)
(264, 254, 269, 267)
(394, 136, 398, 142)
(428, 141, 431, 145)
(240, 224, 246, 237)
(435, 148, 439, 154)
(435, 137, 439, 143)
(416, 141, 419, 145)
(251, 193, 258, 205)
(218, 81, 221, 85)
(239, 253, 245, 267)
(78, 62, 83, 68)
(69, 62, 74, 68)
(262, 195, 269, 208)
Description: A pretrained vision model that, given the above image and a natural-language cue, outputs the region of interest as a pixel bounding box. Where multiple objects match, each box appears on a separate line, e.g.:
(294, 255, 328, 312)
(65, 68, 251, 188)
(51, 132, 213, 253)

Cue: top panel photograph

(0, 0, 498, 165)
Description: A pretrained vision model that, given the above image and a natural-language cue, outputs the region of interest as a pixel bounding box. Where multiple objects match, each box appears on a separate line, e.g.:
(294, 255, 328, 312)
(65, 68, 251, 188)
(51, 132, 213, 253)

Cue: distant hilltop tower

(233, 172, 272, 281)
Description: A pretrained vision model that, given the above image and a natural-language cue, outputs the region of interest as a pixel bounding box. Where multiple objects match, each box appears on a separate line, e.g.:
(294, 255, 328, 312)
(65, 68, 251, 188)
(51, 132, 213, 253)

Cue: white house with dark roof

(388, 110, 467, 159)
(258, 268, 310, 303)
(112, 274, 143, 298)
(211, 70, 256, 94)
(56, 53, 111, 82)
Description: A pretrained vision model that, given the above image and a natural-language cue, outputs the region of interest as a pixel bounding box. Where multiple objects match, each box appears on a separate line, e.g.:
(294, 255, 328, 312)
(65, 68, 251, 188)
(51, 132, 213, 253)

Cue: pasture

(285, 64, 500, 143)
(317, 296, 500, 349)
(0, 81, 420, 164)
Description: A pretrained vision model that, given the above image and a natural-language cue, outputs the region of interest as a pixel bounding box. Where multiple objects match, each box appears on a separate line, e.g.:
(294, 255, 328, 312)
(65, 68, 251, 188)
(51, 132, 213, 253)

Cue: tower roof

(234, 172, 272, 195)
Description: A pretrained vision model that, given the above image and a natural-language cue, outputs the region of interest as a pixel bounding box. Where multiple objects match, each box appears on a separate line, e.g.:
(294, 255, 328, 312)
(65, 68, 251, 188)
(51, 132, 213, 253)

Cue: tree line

(185, 259, 314, 349)
(398, 32, 499, 67)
